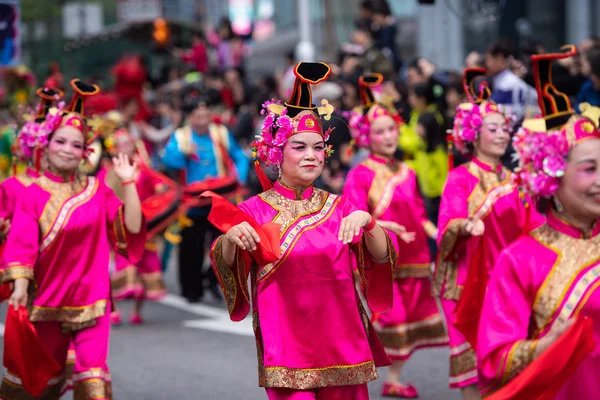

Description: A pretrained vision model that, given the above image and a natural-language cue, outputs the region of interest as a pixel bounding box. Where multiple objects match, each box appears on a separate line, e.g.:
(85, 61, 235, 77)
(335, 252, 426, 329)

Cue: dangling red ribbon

(486, 316, 595, 400)
(4, 306, 62, 396)
(201, 191, 280, 266)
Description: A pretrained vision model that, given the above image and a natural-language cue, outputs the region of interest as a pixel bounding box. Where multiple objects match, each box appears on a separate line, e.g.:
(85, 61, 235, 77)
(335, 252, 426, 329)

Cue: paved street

(0, 261, 456, 400)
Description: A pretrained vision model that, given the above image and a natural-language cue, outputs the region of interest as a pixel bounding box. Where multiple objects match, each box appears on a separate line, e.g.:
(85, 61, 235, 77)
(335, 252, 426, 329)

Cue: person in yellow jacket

(414, 111, 448, 256)
(399, 83, 445, 171)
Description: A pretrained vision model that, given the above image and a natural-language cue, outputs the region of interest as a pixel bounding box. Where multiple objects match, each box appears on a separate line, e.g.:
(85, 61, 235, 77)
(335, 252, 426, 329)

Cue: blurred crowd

(3, 0, 600, 301)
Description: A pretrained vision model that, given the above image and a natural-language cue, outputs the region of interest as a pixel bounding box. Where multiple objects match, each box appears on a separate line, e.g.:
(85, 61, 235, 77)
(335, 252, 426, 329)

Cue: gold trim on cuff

(30, 299, 108, 332)
(2, 265, 34, 283)
(502, 340, 537, 384)
(395, 263, 431, 278)
(73, 377, 112, 400)
(0, 376, 66, 400)
(450, 347, 477, 378)
(262, 361, 378, 389)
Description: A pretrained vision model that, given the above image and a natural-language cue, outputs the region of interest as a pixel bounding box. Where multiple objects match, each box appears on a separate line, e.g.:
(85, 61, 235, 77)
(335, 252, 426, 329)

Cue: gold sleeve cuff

(2, 264, 34, 283)
(503, 340, 537, 384)
(438, 218, 467, 261)
(212, 236, 238, 315)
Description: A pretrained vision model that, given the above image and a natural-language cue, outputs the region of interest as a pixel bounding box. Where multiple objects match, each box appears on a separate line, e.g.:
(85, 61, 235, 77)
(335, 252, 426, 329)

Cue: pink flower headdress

(12, 87, 64, 172)
(451, 68, 512, 155)
(512, 45, 600, 198)
(251, 62, 335, 191)
(344, 73, 404, 149)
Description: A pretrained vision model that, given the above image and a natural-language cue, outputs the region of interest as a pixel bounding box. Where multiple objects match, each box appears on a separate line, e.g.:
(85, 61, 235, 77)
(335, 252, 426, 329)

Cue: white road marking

(0, 322, 4, 337)
(158, 294, 253, 337)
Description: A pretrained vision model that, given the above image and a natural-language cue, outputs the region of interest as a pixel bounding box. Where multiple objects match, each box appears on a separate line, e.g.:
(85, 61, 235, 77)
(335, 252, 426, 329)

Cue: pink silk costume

(0, 170, 145, 399)
(103, 167, 167, 301)
(477, 211, 600, 398)
(211, 180, 396, 392)
(343, 154, 448, 360)
(0, 168, 40, 284)
(433, 157, 542, 389)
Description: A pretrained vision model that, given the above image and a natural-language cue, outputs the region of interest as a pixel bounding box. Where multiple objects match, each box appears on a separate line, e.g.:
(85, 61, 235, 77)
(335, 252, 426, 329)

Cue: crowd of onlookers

(4, 1, 600, 208)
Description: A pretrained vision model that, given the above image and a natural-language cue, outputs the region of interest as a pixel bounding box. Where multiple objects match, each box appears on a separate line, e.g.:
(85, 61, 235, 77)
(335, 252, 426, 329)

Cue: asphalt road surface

(0, 259, 456, 400)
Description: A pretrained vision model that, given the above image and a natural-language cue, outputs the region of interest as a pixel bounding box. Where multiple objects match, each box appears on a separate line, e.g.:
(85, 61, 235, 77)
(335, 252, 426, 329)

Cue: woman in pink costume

(477, 47, 600, 399)
(433, 68, 538, 400)
(343, 74, 448, 398)
(0, 87, 63, 288)
(102, 127, 168, 325)
(211, 63, 396, 400)
(0, 79, 145, 400)
(0, 87, 64, 235)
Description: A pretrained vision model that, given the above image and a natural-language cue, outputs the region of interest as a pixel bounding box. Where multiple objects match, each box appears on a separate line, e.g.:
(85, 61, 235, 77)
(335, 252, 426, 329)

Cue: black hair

(410, 82, 435, 106)
(417, 112, 446, 153)
(407, 58, 424, 76)
(587, 45, 600, 79)
(360, 0, 375, 11)
(354, 18, 375, 39)
(487, 39, 515, 59)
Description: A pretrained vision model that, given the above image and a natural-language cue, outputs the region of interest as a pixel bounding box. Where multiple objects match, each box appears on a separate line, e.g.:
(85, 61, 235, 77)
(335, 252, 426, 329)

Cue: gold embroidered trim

(262, 361, 378, 389)
(450, 347, 477, 378)
(139, 272, 166, 295)
(395, 263, 431, 278)
(375, 316, 448, 353)
(530, 223, 600, 335)
(256, 192, 338, 283)
(16, 173, 37, 187)
(38, 176, 97, 251)
(111, 265, 137, 295)
(258, 187, 329, 232)
(30, 299, 107, 333)
(0, 377, 66, 400)
(113, 206, 128, 258)
(73, 377, 112, 400)
(2, 265, 34, 283)
(437, 219, 466, 262)
(361, 158, 409, 219)
(465, 162, 511, 215)
(213, 236, 238, 314)
(501, 340, 536, 385)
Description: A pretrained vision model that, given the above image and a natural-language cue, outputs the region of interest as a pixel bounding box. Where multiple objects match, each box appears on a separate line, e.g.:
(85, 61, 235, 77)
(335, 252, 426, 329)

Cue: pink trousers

(265, 384, 369, 400)
(440, 298, 478, 389)
(0, 312, 112, 400)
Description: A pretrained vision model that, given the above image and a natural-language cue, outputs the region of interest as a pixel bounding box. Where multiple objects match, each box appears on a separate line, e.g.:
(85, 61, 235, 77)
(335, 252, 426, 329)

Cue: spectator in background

(353, 19, 394, 79)
(465, 51, 484, 69)
(210, 18, 247, 73)
(399, 83, 444, 169)
(162, 98, 249, 303)
(175, 32, 209, 74)
(372, 1, 401, 72)
(313, 82, 352, 193)
(485, 40, 538, 118)
(357, 0, 375, 22)
(577, 44, 600, 109)
(415, 112, 448, 241)
(406, 57, 449, 113)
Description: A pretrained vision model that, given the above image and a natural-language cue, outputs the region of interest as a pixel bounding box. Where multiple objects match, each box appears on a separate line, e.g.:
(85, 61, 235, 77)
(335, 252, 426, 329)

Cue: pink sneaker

(381, 382, 419, 398)
(130, 314, 143, 325)
(110, 311, 122, 326)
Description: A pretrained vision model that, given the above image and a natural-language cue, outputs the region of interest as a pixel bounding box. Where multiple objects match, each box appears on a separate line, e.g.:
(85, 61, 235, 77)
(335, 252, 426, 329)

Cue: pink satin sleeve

(104, 181, 146, 265)
(477, 245, 537, 396)
(342, 166, 372, 213)
(209, 200, 257, 321)
(342, 196, 396, 313)
(436, 168, 470, 258)
(1, 186, 43, 282)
